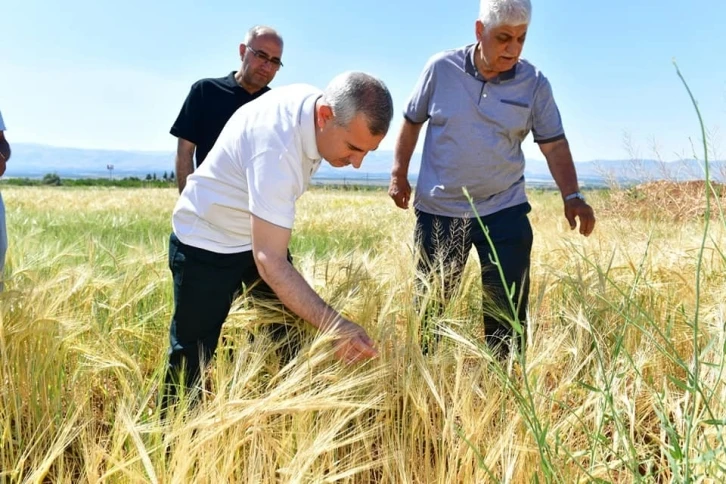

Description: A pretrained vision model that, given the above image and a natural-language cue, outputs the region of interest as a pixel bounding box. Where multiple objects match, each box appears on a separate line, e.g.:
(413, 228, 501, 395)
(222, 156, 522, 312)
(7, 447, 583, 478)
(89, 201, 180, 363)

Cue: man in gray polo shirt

(389, 0, 595, 356)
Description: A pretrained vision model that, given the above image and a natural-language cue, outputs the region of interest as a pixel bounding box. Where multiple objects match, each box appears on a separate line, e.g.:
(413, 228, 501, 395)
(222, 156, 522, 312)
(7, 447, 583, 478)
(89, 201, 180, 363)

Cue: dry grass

(1, 185, 725, 483)
(603, 180, 726, 222)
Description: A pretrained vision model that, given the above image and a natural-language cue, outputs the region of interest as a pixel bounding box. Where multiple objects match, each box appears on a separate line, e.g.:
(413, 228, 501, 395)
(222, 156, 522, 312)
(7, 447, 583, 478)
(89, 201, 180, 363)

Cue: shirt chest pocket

(482, 98, 532, 140)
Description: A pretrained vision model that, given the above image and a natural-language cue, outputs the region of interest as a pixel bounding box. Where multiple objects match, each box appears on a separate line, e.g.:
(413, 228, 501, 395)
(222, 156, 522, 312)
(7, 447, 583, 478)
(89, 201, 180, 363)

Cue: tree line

(1, 171, 178, 187)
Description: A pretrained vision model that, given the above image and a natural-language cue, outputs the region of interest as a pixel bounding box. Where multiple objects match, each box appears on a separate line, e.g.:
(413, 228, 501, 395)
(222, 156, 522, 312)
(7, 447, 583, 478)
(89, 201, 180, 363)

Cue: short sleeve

(403, 58, 437, 124)
(170, 82, 203, 144)
(531, 75, 565, 144)
(246, 151, 300, 229)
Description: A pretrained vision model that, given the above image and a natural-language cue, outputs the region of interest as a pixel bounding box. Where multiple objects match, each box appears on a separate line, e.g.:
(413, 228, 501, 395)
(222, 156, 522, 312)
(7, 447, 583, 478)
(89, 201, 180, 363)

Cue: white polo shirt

(172, 84, 323, 253)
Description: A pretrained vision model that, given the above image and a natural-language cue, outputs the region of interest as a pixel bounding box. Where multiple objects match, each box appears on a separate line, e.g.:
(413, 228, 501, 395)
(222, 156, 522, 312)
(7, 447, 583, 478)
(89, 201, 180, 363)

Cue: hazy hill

(6, 143, 725, 186)
(7, 143, 174, 179)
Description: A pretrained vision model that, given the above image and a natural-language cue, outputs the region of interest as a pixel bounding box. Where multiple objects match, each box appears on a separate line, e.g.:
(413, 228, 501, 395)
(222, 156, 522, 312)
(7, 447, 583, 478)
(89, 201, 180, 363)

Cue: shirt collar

(226, 71, 241, 89)
(300, 93, 322, 161)
(464, 44, 517, 83)
(226, 71, 270, 95)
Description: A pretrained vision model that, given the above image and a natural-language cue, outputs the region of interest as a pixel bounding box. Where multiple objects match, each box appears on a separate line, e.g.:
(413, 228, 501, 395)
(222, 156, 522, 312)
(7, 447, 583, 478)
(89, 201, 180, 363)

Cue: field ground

(1, 184, 725, 483)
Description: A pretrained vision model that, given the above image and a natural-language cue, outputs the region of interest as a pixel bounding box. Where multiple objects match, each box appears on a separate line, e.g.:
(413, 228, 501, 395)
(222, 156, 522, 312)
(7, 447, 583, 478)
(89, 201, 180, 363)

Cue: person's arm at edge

(388, 119, 423, 209)
(539, 137, 596, 236)
(175, 138, 196, 193)
(250, 214, 378, 363)
(0, 131, 10, 177)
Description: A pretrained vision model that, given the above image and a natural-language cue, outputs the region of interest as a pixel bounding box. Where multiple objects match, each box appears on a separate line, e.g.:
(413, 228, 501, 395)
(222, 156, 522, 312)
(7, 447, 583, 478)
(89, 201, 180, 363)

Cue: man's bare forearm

(175, 151, 194, 193)
(392, 120, 422, 178)
(541, 138, 580, 197)
(255, 254, 341, 331)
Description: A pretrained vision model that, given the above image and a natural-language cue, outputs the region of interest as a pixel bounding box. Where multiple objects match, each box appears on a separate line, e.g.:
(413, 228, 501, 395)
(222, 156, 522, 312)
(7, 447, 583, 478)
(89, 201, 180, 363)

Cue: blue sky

(2, 0, 724, 162)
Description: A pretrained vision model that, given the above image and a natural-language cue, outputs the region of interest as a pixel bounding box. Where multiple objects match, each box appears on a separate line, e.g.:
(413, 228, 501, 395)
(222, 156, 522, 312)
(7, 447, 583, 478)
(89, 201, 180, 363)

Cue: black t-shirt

(170, 72, 270, 167)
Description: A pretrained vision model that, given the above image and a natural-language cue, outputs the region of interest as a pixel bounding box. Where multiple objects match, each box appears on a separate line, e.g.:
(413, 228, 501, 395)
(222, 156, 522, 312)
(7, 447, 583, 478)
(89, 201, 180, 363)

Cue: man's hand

(564, 199, 596, 236)
(388, 119, 421, 209)
(251, 214, 380, 364)
(329, 317, 379, 364)
(388, 175, 411, 209)
(539, 137, 595, 236)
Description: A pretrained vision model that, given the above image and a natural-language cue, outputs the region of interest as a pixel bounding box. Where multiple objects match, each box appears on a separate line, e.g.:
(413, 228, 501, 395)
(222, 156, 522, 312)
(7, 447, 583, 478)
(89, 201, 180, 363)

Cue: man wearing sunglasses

(170, 25, 284, 193)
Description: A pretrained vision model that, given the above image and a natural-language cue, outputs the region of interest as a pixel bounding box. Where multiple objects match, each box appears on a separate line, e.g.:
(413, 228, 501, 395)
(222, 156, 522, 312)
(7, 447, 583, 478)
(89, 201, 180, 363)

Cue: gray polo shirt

(405, 44, 565, 218)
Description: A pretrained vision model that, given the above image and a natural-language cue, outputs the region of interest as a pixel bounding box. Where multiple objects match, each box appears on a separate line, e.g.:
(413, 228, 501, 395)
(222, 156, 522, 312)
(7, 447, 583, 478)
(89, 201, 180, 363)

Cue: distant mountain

(521, 158, 726, 185)
(7, 143, 174, 179)
(6, 143, 725, 186)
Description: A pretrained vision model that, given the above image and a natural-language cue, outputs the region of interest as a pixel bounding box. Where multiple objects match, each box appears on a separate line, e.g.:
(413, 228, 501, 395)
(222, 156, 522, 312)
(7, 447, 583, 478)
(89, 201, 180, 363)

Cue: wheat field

(1, 184, 725, 483)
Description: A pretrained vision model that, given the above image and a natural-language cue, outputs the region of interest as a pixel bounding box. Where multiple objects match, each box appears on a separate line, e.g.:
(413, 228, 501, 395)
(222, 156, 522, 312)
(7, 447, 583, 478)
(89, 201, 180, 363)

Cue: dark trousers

(163, 233, 299, 407)
(415, 203, 533, 353)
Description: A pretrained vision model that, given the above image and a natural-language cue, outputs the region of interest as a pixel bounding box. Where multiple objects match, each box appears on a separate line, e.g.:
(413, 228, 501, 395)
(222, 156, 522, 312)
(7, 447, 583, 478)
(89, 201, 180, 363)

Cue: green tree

(42, 173, 62, 186)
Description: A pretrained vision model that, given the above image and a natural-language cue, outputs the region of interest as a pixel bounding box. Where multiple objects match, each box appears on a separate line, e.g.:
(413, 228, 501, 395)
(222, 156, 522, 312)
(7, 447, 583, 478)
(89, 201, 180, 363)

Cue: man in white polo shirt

(164, 71, 394, 403)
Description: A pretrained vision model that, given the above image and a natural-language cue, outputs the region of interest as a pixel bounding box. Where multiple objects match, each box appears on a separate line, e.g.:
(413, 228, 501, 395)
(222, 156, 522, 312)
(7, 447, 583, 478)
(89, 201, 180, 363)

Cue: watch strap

(564, 192, 585, 202)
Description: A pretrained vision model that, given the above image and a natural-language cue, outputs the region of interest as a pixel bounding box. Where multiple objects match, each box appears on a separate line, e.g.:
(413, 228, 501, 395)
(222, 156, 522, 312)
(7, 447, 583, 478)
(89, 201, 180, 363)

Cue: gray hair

(323, 72, 394, 136)
(245, 25, 283, 47)
(479, 0, 532, 28)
